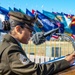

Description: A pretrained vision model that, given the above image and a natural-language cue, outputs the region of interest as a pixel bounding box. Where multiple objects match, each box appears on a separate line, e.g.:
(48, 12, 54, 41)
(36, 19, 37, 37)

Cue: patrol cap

(8, 11, 36, 26)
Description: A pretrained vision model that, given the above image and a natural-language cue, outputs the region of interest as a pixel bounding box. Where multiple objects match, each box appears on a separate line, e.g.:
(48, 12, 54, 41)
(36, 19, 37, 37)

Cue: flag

(63, 15, 72, 33)
(43, 10, 64, 22)
(27, 10, 50, 40)
(64, 13, 74, 19)
(13, 7, 19, 12)
(36, 10, 58, 32)
(9, 7, 13, 11)
(26, 9, 34, 17)
(64, 15, 71, 26)
(70, 16, 75, 25)
(52, 12, 65, 23)
(32, 9, 36, 14)
(0, 6, 9, 15)
(43, 10, 57, 20)
(0, 14, 8, 32)
(69, 16, 75, 34)
(71, 34, 75, 40)
(0, 6, 9, 20)
(19, 8, 25, 14)
(14, 7, 25, 14)
(70, 25, 75, 34)
(34, 10, 62, 40)
(53, 12, 72, 33)
(32, 10, 64, 40)
(33, 24, 42, 32)
(37, 10, 65, 33)
(51, 35, 59, 39)
(0, 7, 10, 32)
(26, 9, 42, 32)
(43, 10, 64, 33)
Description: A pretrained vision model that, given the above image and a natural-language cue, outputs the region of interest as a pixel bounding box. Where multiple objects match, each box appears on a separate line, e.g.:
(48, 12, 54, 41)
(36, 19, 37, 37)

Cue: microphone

(43, 27, 59, 37)
(31, 27, 59, 45)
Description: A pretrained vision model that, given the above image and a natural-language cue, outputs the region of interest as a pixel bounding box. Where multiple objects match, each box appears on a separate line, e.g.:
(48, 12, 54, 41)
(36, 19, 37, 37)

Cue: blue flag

(0, 7, 10, 32)
(26, 9, 42, 32)
(35, 10, 60, 40)
(0, 6, 9, 20)
(36, 10, 58, 31)
(26, 9, 51, 40)
(0, 6, 9, 15)
(0, 14, 8, 32)
(26, 9, 34, 17)
(13, 7, 19, 12)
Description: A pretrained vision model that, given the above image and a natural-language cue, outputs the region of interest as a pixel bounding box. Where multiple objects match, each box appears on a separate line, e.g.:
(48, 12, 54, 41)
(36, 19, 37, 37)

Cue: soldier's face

(19, 26, 33, 44)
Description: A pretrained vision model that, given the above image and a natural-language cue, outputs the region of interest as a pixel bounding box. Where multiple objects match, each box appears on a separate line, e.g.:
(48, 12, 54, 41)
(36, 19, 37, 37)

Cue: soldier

(0, 11, 75, 75)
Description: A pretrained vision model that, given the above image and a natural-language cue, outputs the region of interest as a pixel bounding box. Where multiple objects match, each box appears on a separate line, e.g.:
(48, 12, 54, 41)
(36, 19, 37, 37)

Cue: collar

(3, 34, 21, 47)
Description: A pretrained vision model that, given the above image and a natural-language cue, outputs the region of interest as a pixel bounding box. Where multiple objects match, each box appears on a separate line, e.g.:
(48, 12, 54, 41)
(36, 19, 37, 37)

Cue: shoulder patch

(19, 54, 30, 65)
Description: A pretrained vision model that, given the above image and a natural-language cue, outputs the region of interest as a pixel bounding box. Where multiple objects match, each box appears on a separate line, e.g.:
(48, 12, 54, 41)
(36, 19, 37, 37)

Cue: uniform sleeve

(8, 46, 70, 75)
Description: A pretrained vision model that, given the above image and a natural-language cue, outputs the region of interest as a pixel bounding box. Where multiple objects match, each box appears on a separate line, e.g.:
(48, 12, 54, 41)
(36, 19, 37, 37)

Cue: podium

(55, 66, 75, 75)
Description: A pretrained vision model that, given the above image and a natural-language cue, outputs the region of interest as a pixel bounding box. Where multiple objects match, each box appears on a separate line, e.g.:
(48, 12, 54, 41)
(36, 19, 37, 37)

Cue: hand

(65, 51, 75, 64)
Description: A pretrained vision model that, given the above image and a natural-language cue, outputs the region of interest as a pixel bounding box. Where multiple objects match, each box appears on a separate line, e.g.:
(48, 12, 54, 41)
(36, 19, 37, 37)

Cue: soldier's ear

(15, 25, 22, 34)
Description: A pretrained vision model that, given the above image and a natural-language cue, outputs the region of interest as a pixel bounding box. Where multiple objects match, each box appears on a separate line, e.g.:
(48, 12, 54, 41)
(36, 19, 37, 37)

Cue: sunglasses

(20, 23, 35, 33)
(25, 26, 33, 33)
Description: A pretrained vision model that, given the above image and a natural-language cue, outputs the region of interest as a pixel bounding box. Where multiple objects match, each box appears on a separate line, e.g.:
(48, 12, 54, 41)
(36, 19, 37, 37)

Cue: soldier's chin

(22, 41, 28, 44)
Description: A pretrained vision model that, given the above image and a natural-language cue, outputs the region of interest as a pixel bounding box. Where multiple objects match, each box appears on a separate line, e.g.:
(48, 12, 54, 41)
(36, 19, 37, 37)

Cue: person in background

(0, 11, 75, 75)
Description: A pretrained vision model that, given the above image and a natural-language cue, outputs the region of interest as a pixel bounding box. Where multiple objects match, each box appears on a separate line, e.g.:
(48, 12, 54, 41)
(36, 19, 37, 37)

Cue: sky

(0, 0, 75, 15)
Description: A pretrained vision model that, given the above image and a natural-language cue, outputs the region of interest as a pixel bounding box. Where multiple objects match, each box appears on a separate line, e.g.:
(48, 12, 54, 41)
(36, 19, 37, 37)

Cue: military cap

(8, 11, 36, 26)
